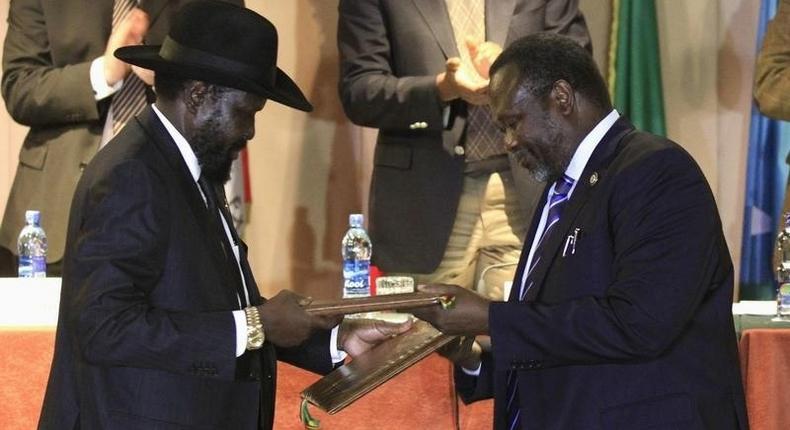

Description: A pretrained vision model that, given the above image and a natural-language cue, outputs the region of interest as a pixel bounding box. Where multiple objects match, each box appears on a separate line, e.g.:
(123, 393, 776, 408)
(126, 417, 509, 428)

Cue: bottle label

(343, 260, 370, 297)
(18, 256, 46, 278)
(779, 283, 790, 315)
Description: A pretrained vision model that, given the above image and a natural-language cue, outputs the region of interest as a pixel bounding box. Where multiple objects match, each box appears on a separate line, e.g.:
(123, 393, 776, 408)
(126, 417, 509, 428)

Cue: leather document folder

(304, 292, 451, 316)
(301, 320, 457, 414)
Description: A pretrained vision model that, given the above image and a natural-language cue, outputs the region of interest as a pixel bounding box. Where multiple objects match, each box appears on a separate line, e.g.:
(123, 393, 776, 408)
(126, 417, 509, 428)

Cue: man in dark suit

(413, 33, 748, 429)
(337, 0, 590, 299)
(38, 3, 409, 429)
(0, 0, 243, 275)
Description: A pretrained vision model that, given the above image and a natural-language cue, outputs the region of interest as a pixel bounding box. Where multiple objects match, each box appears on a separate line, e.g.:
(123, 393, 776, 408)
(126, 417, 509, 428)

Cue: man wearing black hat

(38, 2, 410, 429)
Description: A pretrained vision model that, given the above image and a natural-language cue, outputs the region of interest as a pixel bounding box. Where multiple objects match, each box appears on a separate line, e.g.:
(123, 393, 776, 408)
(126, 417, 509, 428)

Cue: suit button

(419, 122, 428, 128)
(409, 122, 419, 129)
(454, 145, 465, 156)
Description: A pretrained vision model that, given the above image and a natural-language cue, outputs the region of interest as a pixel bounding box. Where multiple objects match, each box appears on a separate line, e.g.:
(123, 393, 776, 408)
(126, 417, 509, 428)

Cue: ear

(550, 80, 575, 116)
(183, 81, 210, 114)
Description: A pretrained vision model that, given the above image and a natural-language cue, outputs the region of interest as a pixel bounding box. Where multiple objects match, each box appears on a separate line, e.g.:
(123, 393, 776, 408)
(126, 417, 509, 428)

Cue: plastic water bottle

(18, 210, 47, 278)
(342, 214, 372, 298)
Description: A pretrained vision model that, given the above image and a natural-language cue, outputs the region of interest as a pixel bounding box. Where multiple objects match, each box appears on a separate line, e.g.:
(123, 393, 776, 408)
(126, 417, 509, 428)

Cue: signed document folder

(300, 320, 457, 414)
(304, 292, 450, 316)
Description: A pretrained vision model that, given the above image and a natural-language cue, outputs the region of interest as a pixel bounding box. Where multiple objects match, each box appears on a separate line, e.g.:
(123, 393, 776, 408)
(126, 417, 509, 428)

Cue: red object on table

(369, 264, 382, 296)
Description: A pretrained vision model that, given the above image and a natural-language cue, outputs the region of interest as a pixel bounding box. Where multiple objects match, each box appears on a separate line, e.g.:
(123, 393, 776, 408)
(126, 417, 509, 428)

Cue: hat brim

(116, 45, 313, 112)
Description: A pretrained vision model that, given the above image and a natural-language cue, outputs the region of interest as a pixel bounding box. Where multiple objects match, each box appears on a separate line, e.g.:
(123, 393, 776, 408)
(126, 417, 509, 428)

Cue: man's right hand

(104, 8, 149, 86)
(436, 57, 489, 105)
(256, 290, 341, 348)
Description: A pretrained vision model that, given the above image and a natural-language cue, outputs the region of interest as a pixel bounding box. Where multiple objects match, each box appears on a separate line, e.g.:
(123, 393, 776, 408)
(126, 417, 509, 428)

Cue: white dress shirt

(518, 109, 620, 298)
(150, 105, 345, 362)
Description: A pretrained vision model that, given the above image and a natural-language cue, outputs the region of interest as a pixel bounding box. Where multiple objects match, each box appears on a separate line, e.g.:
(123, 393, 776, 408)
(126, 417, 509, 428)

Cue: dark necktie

(506, 174, 575, 429)
(198, 175, 248, 309)
(110, 0, 148, 136)
(445, 0, 507, 162)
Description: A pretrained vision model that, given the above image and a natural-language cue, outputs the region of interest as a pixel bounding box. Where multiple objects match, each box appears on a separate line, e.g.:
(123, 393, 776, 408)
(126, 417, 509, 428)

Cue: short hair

(153, 72, 190, 102)
(154, 73, 231, 102)
(490, 33, 611, 111)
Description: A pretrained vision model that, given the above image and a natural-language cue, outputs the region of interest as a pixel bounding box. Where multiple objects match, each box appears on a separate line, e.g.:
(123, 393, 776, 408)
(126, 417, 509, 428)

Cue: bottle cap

(349, 213, 363, 227)
(25, 210, 40, 225)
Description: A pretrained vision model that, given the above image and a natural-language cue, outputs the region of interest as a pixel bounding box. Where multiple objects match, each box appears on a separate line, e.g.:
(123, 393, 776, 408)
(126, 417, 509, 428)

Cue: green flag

(608, 0, 666, 136)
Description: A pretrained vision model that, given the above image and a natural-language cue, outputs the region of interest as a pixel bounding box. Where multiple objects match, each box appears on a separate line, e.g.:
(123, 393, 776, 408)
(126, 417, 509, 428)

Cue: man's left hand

(410, 284, 490, 336)
(338, 318, 413, 357)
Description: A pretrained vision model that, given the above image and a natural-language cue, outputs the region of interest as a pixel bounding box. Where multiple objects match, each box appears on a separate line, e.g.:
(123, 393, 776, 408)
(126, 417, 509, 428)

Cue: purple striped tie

(505, 174, 574, 430)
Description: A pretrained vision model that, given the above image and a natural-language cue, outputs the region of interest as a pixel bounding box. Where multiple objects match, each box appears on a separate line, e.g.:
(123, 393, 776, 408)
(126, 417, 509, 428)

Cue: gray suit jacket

(338, 0, 590, 272)
(0, 0, 242, 263)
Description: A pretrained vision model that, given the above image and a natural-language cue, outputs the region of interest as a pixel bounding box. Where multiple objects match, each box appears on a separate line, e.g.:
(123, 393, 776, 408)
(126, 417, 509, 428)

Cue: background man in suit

(337, 0, 590, 300)
(38, 3, 409, 429)
(413, 33, 748, 429)
(754, 0, 790, 266)
(0, 0, 243, 276)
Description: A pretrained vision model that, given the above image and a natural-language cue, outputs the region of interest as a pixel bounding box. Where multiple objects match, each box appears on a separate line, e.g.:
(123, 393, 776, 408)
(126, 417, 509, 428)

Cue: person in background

(337, 0, 590, 300)
(412, 33, 748, 429)
(754, 0, 790, 256)
(754, 0, 790, 121)
(0, 0, 243, 276)
(38, 2, 410, 429)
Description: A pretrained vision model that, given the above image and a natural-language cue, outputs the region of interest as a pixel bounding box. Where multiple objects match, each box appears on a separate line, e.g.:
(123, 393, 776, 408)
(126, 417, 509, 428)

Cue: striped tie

(110, 0, 148, 136)
(505, 174, 575, 429)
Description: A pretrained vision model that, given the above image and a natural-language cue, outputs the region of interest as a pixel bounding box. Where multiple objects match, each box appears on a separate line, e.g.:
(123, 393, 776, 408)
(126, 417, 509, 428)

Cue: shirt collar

(151, 104, 201, 183)
(564, 109, 620, 182)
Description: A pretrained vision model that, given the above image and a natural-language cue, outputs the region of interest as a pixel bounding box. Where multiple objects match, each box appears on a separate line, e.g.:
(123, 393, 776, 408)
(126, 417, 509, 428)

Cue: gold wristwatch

(244, 306, 265, 350)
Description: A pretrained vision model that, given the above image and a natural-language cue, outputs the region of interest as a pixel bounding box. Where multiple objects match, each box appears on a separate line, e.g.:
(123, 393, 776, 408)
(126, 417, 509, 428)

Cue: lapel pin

(589, 172, 599, 186)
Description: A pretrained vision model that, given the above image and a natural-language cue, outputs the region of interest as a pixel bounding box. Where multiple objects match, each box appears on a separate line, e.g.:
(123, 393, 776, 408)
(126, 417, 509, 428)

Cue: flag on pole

(739, 0, 790, 300)
(607, 0, 666, 136)
(224, 148, 251, 236)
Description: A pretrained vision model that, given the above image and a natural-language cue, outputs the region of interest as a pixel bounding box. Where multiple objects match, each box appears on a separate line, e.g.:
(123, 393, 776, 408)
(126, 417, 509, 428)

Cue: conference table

(1, 279, 788, 429)
(0, 278, 491, 430)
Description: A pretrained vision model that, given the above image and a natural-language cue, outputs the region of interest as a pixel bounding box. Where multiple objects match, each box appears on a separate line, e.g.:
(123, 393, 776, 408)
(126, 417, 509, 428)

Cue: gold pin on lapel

(589, 172, 599, 186)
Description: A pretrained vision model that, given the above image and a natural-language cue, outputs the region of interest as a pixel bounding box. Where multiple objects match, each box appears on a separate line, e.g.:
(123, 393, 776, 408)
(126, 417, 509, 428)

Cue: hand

(104, 8, 150, 86)
(438, 336, 482, 370)
(436, 57, 489, 105)
(465, 38, 503, 80)
(338, 317, 414, 357)
(257, 290, 342, 348)
(132, 65, 155, 86)
(410, 284, 490, 336)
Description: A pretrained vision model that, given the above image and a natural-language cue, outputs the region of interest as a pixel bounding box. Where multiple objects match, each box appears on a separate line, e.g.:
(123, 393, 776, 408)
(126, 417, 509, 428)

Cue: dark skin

(155, 81, 411, 352)
(411, 63, 607, 365)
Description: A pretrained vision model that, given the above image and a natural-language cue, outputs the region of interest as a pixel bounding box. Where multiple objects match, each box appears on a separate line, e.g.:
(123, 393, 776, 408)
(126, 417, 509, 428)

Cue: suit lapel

(523, 117, 635, 302)
(412, 0, 459, 58)
(486, 0, 516, 46)
(135, 108, 240, 306)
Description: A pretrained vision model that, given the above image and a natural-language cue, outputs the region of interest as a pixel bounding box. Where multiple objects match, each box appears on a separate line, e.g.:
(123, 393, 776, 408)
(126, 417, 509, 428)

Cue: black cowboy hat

(115, 0, 312, 112)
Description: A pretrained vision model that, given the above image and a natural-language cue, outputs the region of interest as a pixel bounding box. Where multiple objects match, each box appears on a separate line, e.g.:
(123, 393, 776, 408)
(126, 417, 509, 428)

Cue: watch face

(248, 327, 264, 347)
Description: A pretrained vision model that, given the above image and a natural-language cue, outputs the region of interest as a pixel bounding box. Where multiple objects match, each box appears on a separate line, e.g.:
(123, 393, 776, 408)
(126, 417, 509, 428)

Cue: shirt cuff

(90, 56, 123, 100)
(232, 310, 247, 357)
(330, 325, 347, 364)
(461, 361, 482, 376)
